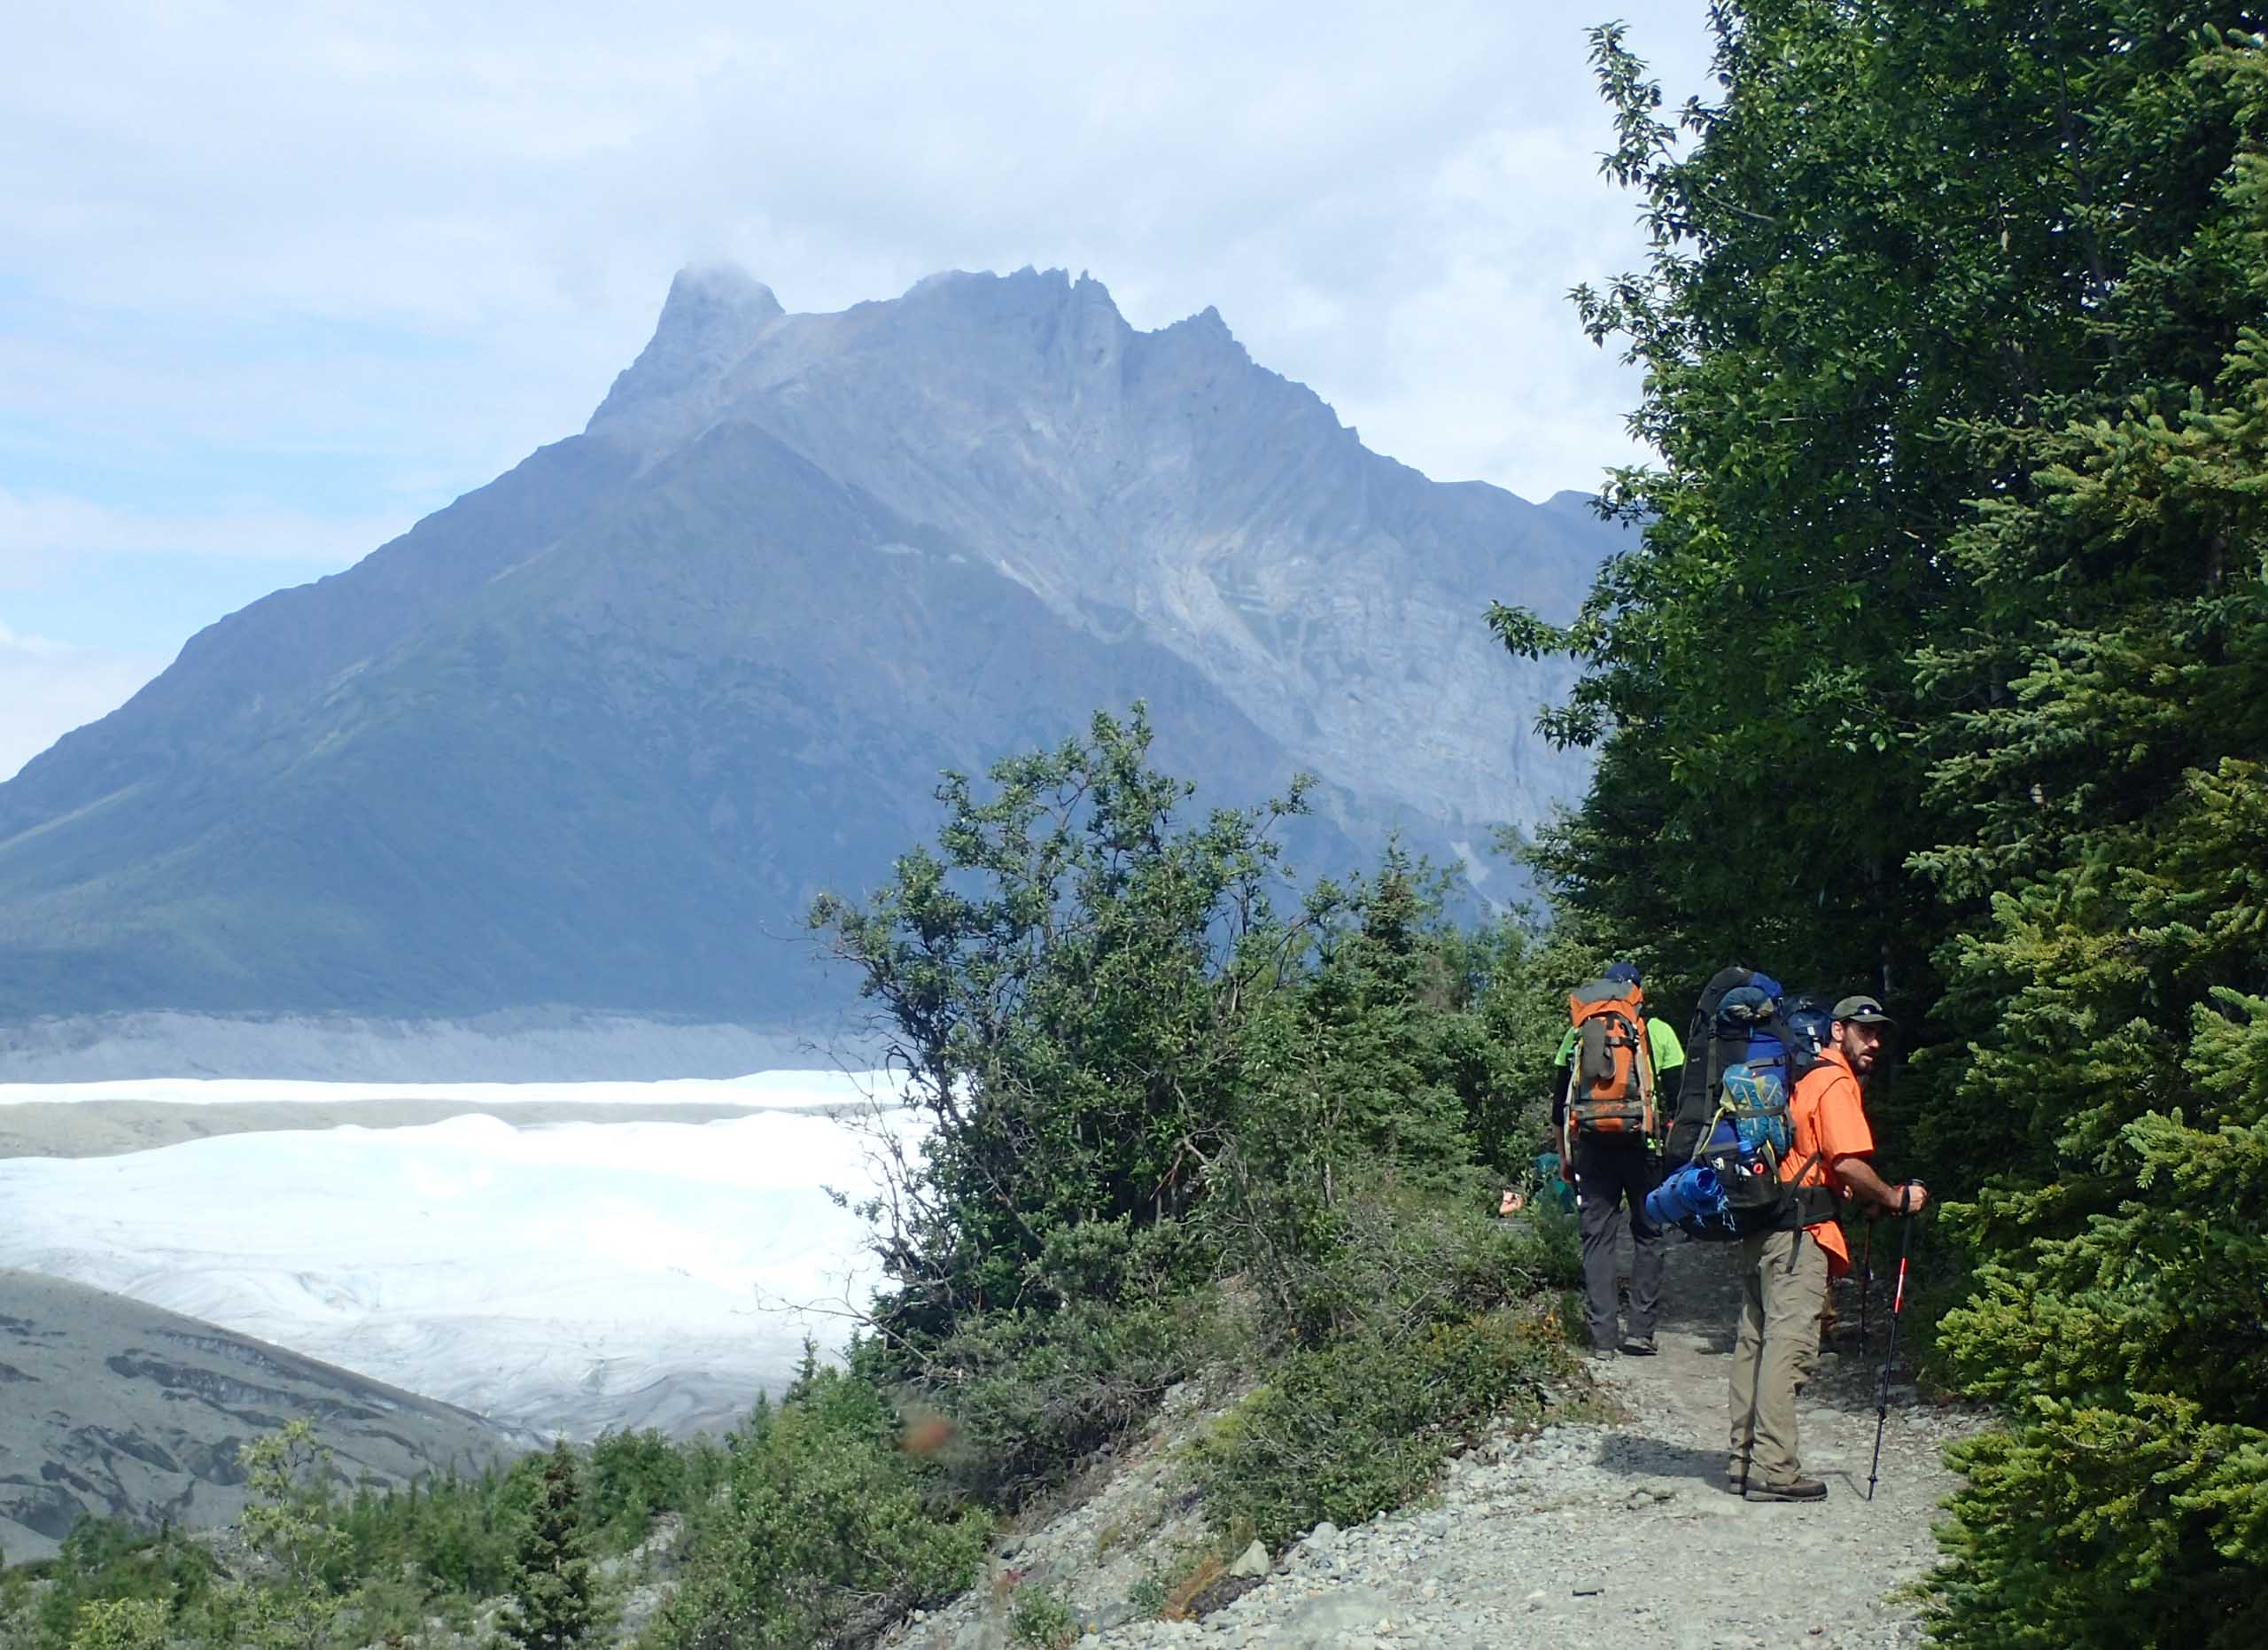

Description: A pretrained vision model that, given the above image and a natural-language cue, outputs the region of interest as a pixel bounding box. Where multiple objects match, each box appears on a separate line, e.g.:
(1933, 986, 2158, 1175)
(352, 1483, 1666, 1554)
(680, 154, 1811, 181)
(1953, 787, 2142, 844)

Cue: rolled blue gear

(1647, 1163, 1730, 1231)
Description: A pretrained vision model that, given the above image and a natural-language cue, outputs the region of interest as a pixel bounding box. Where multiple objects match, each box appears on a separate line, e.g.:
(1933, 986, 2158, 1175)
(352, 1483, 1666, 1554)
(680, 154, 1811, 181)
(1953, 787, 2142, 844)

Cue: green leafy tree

(1466, 915, 1607, 1170)
(1491, 2, 2251, 1009)
(587, 1428, 700, 1549)
(810, 705, 1314, 1342)
(1919, 155, 2268, 1642)
(1514, 4, 2268, 1644)
(64, 1598, 169, 1650)
(229, 1420, 347, 1650)
(1294, 848, 1480, 1190)
(499, 1441, 600, 1649)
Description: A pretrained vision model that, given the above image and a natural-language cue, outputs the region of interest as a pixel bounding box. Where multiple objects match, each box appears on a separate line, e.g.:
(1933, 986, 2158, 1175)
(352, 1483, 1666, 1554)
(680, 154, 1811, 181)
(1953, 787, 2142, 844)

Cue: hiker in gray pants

(1552, 962, 1687, 1355)
(1573, 1132, 1666, 1352)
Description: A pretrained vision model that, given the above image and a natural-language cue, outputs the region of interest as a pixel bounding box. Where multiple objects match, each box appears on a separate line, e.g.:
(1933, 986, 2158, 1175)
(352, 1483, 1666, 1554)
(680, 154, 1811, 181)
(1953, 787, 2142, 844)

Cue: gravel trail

(1094, 1234, 1979, 1650)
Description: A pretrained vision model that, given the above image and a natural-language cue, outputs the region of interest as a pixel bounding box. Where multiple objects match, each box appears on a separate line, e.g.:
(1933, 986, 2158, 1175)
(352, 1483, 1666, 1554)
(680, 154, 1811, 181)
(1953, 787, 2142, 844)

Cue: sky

(1, 0, 1718, 779)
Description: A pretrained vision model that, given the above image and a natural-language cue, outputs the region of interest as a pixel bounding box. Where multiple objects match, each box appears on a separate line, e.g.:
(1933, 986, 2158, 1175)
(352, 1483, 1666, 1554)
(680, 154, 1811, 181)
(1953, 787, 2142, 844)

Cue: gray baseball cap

(1831, 994, 1895, 1026)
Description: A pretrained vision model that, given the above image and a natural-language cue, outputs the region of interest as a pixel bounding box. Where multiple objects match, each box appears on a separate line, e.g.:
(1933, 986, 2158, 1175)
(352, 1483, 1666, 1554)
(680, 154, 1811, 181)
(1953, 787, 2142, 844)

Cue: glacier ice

(0, 1076, 920, 1437)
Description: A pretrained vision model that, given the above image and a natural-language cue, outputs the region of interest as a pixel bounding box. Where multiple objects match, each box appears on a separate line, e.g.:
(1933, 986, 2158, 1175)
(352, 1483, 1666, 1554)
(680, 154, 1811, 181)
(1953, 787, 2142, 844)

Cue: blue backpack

(1665, 968, 1785, 1163)
(1784, 992, 1836, 1081)
(1655, 972, 1836, 1240)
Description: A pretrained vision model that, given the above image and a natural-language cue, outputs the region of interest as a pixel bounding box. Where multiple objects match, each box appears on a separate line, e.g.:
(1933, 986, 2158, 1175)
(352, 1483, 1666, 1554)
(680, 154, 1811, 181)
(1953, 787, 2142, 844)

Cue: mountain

(0, 1268, 522, 1563)
(0, 267, 1620, 1031)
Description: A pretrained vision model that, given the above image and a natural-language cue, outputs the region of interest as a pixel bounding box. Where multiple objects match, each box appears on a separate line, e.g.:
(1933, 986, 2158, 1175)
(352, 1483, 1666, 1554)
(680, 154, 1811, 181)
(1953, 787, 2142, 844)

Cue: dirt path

(1091, 1233, 1981, 1648)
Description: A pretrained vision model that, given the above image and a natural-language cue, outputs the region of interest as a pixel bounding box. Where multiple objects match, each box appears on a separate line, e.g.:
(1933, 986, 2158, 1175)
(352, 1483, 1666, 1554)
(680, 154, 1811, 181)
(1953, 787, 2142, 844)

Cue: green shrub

(1524, 1193, 1583, 1291)
(641, 1367, 989, 1649)
(1192, 1305, 1567, 1545)
(868, 1291, 1217, 1509)
(587, 1428, 715, 1550)
(1006, 1584, 1078, 1650)
(1230, 1172, 1576, 1350)
(64, 1598, 169, 1650)
(20, 1520, 219, 1645)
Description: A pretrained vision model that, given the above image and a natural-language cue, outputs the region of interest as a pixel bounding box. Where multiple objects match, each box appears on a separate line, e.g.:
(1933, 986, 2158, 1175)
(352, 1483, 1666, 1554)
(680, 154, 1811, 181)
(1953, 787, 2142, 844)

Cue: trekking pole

(1858, 1213, 1876, 1361)
(1866, 1186, 1915, 1503)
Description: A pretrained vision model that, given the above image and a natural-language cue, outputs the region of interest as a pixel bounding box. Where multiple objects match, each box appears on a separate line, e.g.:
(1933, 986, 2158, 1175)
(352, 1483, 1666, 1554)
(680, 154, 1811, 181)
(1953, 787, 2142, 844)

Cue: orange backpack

(1565, 978, 1657, 1141)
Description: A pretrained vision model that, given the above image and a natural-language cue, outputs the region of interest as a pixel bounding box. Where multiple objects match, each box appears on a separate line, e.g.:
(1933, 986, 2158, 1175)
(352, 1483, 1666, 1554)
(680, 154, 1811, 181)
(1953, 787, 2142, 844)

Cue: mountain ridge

(0, 265, 1619, 1030)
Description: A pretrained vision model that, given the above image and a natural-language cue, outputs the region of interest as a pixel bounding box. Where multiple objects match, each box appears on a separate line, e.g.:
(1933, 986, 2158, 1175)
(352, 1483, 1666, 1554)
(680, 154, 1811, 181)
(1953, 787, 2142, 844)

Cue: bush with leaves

(1188, 1171, 1578, 1552)
(1192, 1283, 1567, 1547)
(586, 1428, 718, 1553)
(64, 1597, 171, 1650)
(221, 1420, 349, 1650)
(7, 1520, 217, 1648)
(641, 1366, 990, 1650)
(860, 1290, 1213, 1510)
(812, 706, 1317, 1347)
(1006, 1583, 1078, 1650)
(808, 709, 1585, 1561)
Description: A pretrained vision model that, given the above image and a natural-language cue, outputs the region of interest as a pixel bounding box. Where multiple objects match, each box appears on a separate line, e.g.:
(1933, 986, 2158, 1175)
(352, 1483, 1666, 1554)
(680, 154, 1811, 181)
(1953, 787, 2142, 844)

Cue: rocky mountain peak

(0, 263, 1622, 1028)
(587, 263, 784, 434)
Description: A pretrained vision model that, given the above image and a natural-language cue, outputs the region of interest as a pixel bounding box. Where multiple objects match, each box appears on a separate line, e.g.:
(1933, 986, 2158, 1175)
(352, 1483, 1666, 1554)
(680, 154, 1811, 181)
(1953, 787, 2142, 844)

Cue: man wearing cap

(1729, 994, 1929, 1500)
(1552, 962, 1686, 1357)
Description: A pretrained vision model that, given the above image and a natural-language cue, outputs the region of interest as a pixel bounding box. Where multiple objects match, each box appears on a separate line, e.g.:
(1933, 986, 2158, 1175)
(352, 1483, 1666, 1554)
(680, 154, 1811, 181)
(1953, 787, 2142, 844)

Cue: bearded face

(1835, 1019, 1885, 1075)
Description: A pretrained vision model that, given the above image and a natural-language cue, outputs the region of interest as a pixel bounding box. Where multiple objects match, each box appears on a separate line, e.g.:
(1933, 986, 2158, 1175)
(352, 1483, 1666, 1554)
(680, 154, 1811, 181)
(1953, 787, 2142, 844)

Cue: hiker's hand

(1560, 1159, 1576, 1186)
(1897, 1181, 1929, 1215)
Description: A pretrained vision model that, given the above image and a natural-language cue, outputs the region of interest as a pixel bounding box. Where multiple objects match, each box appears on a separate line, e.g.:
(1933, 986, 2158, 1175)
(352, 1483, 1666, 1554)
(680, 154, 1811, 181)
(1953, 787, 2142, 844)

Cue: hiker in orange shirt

(1729, 994, 1928, 1501)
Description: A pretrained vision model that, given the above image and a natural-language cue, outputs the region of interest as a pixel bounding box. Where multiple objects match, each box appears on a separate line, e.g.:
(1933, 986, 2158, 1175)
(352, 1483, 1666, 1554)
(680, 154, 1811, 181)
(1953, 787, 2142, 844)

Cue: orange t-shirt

(1785, 1045, 1876, 1276)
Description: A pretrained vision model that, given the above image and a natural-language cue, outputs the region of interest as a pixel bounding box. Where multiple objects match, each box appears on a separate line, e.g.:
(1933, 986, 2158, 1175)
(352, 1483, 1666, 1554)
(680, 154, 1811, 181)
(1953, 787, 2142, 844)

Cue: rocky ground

(895, 1232, 1983, 1650)
(0, 1269, 524, 1563)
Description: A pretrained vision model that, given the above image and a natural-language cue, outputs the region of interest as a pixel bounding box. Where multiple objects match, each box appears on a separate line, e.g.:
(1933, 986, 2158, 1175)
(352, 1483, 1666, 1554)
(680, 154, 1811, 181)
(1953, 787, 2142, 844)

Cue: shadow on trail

(1583, 1432, 1727, 1487)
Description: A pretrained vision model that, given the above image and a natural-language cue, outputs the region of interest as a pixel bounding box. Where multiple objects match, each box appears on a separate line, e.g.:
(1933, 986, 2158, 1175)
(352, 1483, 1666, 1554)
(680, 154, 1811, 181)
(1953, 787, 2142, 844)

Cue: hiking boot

(1618, 1336, 1657, 1357)
(1745, 1476, 1828, 1503)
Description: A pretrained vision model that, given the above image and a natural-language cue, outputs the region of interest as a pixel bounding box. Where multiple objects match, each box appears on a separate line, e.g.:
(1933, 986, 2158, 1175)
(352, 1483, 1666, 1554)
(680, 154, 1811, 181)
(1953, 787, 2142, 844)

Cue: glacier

(0, 1075, 920, 1438)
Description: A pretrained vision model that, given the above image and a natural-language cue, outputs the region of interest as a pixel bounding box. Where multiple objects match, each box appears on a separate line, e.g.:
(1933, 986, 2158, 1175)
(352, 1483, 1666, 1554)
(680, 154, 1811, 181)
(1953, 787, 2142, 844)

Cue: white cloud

(0, 619, 164, 780)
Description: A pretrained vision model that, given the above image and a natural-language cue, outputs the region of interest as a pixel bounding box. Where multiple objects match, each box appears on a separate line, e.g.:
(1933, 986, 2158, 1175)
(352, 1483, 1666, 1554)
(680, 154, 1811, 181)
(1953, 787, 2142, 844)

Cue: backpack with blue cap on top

(1649, 968, 1838, 1240)
(1783, 992, 1836, 1080)
(1664, 967, 1784, 1163)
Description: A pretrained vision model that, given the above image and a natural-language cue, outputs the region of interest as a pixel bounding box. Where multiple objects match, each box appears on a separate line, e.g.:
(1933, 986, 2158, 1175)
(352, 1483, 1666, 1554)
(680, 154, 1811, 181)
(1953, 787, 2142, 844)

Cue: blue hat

(1604, 961, 1642, 985)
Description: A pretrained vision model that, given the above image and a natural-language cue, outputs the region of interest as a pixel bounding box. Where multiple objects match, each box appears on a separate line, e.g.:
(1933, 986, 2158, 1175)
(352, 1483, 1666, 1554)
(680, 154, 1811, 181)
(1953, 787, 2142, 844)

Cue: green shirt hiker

(1552, 963, 1686, 1359)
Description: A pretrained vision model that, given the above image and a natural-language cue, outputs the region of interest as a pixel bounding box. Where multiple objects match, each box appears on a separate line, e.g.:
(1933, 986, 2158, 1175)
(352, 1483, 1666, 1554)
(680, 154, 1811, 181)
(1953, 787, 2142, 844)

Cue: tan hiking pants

(1728, 1226, 1829, 1485)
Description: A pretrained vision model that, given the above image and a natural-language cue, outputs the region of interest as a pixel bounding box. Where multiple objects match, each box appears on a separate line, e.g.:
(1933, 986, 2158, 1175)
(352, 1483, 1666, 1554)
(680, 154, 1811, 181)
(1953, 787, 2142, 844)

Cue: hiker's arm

(1833, 1154, 1929, 1215)
(1546, 1059, 1578, 1179)
(1550, 1027, 1575, 1132)
(1642, 1014, 1683, 1108)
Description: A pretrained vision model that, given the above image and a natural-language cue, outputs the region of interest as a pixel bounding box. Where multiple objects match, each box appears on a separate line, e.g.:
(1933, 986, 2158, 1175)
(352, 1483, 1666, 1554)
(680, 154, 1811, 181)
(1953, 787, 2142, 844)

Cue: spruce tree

(1504, 4, 2268, 1641)
(499, 1441, 598, 1650)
